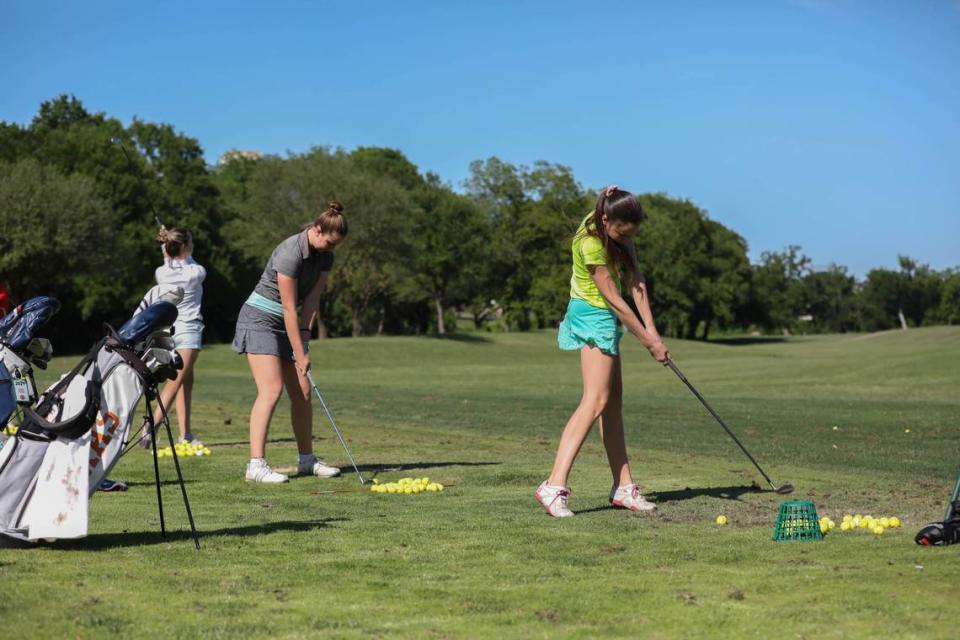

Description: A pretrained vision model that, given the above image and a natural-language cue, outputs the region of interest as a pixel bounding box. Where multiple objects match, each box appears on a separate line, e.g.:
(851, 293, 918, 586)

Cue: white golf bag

(0, 301, 184, 543)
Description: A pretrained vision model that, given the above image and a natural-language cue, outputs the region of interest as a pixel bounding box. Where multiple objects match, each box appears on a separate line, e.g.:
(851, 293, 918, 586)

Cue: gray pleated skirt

(232, 303, 307, 362)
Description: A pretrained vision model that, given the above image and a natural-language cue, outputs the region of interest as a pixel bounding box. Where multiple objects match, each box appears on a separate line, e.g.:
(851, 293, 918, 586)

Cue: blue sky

(2, 0, 957, 276)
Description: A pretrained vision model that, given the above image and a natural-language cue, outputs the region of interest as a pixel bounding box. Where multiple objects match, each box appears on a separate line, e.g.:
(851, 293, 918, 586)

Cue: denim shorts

(557, 298, 623, 356)
(173, 318, 204, 350)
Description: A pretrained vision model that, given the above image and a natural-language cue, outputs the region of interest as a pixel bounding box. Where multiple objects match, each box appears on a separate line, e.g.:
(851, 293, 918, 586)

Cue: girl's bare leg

(598, 355, 633, 487)
(247, 354, 284, 458)
(548, 346, 617, 487)
(280, 359, 313, 455)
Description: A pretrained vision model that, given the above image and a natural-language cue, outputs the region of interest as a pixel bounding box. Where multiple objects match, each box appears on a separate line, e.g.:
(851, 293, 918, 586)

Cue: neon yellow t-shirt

(568, 214, 625, 309)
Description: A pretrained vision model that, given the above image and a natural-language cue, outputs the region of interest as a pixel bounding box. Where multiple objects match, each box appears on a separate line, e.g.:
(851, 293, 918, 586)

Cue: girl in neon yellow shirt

(536, 185, 670, 517)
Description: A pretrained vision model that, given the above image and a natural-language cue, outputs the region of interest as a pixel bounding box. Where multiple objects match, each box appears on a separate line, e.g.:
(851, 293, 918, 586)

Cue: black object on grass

(915, 472, 960, 546)
(666, 358, 794, 495)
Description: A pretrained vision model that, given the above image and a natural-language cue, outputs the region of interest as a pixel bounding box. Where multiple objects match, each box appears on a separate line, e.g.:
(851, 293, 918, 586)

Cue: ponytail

(585, 186, 644, 279)
(156, 227, 192, 259)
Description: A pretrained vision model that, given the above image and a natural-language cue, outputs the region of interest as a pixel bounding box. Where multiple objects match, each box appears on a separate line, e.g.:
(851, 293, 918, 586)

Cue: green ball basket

(773, 500, 823, 542)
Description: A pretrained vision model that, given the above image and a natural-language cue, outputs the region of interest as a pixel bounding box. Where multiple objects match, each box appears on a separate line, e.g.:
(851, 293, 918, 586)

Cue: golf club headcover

(0, 297, 61, 352)
(117, 301, 178, 345)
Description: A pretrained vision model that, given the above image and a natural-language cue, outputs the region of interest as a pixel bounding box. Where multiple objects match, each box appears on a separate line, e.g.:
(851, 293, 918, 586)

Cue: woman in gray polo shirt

(233, 201, 348, 483)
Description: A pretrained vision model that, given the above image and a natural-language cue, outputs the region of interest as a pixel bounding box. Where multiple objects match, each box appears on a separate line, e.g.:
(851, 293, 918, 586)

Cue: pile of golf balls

(369, 477, 444, 494)
(156, 441, 212, 458)
(833, 514, 901, 536)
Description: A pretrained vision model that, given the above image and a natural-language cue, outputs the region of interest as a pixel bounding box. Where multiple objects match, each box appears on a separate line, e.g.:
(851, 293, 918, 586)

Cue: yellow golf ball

(716, 515, 728, 526)
(840, 521, 852, 532)
(890, 517, 901, 528)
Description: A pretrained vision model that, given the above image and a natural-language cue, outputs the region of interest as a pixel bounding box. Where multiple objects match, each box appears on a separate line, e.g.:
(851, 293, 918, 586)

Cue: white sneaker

(609, 483, 656, 512)
(535, 481, 574, 518)
(245, 461, 289, 484)
(297, 455, 341, 478)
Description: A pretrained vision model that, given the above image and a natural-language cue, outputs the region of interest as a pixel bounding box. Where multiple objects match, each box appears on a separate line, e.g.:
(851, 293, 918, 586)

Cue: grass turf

(2, 326, 958, 638)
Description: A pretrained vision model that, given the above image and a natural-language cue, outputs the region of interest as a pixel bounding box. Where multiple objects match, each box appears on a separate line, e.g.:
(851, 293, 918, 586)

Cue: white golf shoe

(297, 455, 341, 478)
(535, 481, 574, 518)
(609, 483, 656, 512)
(245, 460, 289, 484)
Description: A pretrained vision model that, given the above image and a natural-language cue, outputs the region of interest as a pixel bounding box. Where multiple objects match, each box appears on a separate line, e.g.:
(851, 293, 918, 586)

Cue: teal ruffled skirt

(557, 298, 623, 356)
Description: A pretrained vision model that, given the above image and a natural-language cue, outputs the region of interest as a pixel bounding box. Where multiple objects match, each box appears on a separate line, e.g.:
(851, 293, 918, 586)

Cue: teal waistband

(245, 292, 285, 318)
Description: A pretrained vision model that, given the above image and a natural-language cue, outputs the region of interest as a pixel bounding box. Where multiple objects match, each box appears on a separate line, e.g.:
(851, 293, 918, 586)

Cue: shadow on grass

(708, 336, 789, 346)
(429, 333, 493, 344)
(121, 480, 195, 488)
(649, 484, 763, 503)
(342, 461, 500, 479)
(207, 438, 300, 448)
(50, 518, 348, 550)
(572, 484, 764, 515)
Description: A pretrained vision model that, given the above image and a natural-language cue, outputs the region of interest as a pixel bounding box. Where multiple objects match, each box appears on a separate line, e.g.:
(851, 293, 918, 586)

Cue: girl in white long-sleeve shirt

(148, 227, 206, 445)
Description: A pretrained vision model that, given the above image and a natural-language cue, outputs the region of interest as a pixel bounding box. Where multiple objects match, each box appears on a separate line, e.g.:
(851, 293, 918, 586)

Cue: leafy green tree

(802, 265, 858, 333)
(934, 269, 960, 325)
(1, 95, 239, 345)
(636, 194, 749, 339)
(0, 159, 116, 344)
(465, 157, 532, 329)
(742, 246, 811, 334)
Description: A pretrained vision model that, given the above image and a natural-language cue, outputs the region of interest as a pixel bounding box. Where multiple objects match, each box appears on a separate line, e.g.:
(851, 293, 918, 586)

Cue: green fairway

(2, 327, 959, 639)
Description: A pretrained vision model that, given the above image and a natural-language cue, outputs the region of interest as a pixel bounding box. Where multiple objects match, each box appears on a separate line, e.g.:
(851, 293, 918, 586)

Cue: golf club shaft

(306, 371, 365, 485)
(112, 138, 165, 227)
(666, 359, 778, 489)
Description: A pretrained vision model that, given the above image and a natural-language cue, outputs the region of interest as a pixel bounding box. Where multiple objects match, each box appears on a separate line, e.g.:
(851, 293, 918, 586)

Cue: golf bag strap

(104, 336, 155, 386)
(20, 378, 100, 436)
(33, 338, 103, 417)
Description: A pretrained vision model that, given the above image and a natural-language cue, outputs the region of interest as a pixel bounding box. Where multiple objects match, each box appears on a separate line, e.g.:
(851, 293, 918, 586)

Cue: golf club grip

(666, 358, 775, 486)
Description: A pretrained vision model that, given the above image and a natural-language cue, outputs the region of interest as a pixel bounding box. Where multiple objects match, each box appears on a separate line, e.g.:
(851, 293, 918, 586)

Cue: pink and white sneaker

(535, 481, 574, 518)
(609, 483, 656, 512)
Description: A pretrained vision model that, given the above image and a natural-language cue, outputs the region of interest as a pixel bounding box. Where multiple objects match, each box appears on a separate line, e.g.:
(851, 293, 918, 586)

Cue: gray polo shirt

(253, 231, 335, 304)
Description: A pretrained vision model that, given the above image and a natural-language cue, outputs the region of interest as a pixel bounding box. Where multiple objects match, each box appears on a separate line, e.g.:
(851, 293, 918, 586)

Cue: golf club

(666, 358, 794, 494)
(110, 136, 166, 228)
(306, 370, 367, 485)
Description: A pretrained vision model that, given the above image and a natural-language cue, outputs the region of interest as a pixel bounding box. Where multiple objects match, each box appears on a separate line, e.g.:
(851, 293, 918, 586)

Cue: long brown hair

(584, 186, 645, 279)
(305, 200, 349, 237)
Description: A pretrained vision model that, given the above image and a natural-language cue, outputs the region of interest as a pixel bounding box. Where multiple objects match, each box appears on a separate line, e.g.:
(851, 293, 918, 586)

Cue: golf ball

(716, 515, 728, 526)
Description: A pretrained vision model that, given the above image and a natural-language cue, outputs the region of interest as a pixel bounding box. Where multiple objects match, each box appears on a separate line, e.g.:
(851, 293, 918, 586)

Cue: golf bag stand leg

(146, 411, 167, 539)
(150, 393, 201, 550)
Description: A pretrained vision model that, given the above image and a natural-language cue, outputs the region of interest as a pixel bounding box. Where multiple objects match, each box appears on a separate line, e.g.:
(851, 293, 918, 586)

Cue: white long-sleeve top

(155, 256, 206, 322)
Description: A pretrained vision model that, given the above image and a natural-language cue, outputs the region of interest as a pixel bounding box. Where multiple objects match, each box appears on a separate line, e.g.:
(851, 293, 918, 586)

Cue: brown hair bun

(305, 200, 349, 237)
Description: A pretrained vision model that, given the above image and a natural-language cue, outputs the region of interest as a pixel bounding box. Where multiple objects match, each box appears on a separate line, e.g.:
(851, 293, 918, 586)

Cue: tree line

(1, 96, 957, 351)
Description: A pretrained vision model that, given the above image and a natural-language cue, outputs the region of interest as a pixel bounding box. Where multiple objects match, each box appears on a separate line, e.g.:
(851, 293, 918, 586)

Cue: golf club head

(25, 338, 52, 369)
(775, 483, 795, 495)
